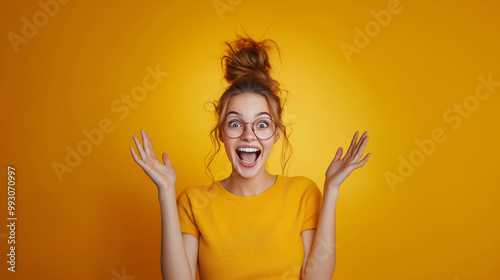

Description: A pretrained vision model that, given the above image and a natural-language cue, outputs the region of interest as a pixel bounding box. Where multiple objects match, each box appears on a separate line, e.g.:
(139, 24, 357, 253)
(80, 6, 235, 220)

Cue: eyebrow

(226, 111, 271, 118)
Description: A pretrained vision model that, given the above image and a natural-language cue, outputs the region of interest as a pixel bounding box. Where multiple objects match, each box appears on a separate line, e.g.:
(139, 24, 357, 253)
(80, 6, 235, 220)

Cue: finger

(162, 153, 172, 166)
(353, 153, 371, 169)
(145, 132, 157, 158)
(344, 131, 359, 159)
(351, 131, 368, 157)
(129, 146, 145, 168)
(141, 130, 153, 158)
(133, 134, 147, 160)
(353, 133, 369, 162)
(333, 147, 343, 161)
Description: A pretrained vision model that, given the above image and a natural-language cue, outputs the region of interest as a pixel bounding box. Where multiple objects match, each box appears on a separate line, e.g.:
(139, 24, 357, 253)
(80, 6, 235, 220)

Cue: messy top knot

(205, 33, 292, 189)
(221, 34, 281, 94)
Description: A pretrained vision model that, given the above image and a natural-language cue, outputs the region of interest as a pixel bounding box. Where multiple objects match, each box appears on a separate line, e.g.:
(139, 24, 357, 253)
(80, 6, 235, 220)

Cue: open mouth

(236, 147, 262, 164)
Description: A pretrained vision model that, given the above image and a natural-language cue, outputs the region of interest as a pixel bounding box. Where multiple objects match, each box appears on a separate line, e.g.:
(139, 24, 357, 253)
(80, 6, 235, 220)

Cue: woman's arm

(130, 130, 195, 280)
(301, 188, 339, 280)
(302, 131, 371, 280)
(158, 188, 196, 280)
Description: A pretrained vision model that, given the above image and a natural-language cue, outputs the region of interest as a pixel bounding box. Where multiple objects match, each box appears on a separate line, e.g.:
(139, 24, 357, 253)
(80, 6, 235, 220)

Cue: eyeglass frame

(220, 116, 278, 140)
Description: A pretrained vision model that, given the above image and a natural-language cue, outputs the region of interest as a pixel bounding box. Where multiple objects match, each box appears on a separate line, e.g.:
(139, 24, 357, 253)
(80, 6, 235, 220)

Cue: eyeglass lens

(222, 116, 276, 139)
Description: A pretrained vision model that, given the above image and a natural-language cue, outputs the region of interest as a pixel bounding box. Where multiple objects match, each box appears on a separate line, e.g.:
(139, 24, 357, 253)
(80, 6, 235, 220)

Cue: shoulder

(282, 175, 322, 197)
(285, 175, 316, 185)
(176, 181, 218, 201)
(284, 175, 318, 189)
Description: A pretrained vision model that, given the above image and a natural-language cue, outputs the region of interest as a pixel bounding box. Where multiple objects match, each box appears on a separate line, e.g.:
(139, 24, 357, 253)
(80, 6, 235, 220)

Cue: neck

(222, 169, 277, 197)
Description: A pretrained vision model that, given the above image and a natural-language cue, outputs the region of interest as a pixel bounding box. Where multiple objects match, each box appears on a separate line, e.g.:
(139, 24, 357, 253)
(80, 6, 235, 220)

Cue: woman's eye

(257, 122, 268, 128)
(229, 121, 241, 127)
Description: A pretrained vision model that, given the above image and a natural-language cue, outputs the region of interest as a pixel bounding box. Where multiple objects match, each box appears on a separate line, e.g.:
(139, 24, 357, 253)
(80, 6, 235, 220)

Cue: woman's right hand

(129, 130, 176, 193)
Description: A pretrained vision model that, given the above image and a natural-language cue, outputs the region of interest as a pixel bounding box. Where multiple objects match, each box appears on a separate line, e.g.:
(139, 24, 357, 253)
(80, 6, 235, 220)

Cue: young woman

(130, 34, 371, 280)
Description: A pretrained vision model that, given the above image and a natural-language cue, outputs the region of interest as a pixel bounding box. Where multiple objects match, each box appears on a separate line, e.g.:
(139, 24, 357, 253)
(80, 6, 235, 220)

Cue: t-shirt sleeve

(301, 179, 323, 232)
(176, 188, 200, 238)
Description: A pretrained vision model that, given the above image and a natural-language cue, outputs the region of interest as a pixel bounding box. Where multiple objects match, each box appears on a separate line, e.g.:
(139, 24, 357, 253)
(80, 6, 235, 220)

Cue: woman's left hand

(325, 131, 371, 192)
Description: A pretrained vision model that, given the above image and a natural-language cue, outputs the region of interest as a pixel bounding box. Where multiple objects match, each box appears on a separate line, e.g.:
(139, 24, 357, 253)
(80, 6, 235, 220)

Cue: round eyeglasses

(221, 116, 278, 140)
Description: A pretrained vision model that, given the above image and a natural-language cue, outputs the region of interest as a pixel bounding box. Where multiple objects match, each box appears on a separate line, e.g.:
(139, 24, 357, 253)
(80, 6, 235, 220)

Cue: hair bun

(221, 34, 280, 93)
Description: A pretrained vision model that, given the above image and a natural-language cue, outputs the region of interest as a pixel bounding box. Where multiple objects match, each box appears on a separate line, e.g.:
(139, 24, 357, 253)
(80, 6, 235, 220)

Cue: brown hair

(205, 33, 292, 188)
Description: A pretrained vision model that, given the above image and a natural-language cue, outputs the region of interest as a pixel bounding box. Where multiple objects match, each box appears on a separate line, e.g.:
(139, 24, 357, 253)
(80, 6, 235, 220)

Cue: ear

(218, 129, 224, 143)
(274, 128, 280, 144)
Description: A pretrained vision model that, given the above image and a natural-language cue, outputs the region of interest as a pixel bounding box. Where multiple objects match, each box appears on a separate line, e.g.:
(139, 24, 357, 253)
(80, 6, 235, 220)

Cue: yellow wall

(1, 0, 499, 279)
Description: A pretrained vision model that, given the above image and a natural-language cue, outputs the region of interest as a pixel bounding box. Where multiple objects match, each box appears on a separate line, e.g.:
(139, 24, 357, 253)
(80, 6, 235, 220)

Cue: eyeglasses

(221, 116, 278, 140)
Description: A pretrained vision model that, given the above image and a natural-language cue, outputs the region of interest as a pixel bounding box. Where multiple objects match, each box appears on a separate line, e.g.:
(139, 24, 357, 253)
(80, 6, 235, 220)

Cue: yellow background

(1, 0, 499, 279)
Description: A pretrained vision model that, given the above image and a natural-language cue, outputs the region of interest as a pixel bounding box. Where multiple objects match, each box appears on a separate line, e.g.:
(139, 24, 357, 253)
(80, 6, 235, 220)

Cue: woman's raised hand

(325, 131, 371, 192)
(129, 130, 176, 193)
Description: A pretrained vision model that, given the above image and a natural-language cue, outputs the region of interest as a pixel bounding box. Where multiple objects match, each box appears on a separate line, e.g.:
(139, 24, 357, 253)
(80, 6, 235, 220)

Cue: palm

(325, 131, 371, 190)
(129, 130, 176, 192)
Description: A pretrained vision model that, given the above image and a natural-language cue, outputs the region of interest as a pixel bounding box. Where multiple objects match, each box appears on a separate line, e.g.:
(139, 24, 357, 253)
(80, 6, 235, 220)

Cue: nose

(241, 122, 257, 140)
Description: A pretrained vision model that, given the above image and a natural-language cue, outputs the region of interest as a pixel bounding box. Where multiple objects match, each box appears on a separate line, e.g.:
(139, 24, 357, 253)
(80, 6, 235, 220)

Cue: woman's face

(219, 93, 280, 179)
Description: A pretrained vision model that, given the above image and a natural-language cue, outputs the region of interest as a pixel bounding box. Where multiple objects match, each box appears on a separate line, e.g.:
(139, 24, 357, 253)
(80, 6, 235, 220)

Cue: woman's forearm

(158, 188, 192, 280)
(303, 187, 340, 280)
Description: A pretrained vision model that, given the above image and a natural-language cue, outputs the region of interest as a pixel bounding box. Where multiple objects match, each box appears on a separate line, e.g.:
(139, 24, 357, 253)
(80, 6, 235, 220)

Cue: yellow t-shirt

(176, 174, 323, 280)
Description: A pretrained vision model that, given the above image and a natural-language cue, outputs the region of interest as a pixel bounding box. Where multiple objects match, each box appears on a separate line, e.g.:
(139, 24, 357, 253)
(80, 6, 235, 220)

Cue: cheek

(262, 141, 275, 156)
(223, 139, 236, 157)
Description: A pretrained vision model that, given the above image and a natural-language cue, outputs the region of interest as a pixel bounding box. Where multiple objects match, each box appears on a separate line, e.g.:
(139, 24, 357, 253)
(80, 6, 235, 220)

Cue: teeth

(237, 147, 260, 164)
(237, 147, 260, 152)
